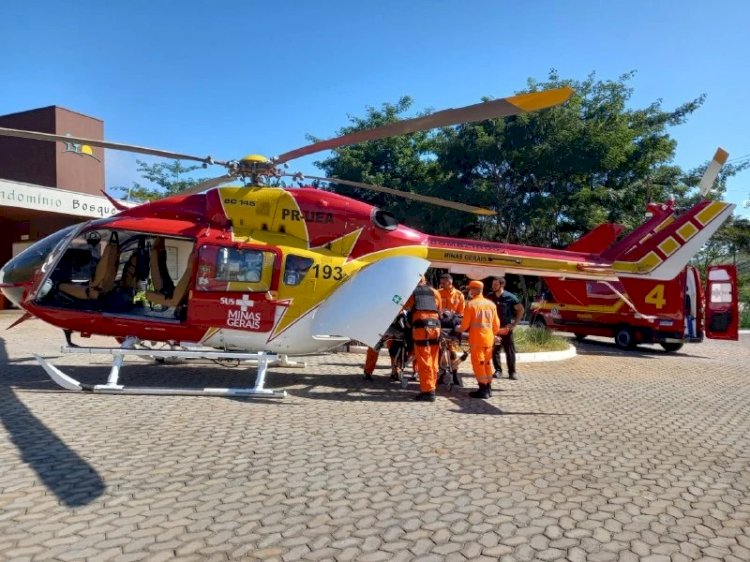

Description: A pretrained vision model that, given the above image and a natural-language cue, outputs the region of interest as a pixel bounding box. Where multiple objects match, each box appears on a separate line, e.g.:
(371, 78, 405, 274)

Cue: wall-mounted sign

(0, 179, 121, 218)
(62, 134, 101, 162)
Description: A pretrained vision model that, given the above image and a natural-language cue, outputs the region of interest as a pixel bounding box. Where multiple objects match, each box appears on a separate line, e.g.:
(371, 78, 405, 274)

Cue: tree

(313, 97, 457, 233)
(315, 71, 711, 247)
(113, 160, 203, 202)
(433, 70, 708, 247)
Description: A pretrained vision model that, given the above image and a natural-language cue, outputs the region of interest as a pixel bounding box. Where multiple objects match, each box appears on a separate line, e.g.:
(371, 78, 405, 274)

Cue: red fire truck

(530, 202, 739, 351)
(531, 264, 738, 351)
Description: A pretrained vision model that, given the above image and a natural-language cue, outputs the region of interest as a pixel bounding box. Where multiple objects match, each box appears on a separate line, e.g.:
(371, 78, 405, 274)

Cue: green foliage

(514, 325, 570, 352)
(313, 97, 459, 232)
(315, 70, 709, 247)
(434, 70, 707, 246)
(112, 160, 203, 202)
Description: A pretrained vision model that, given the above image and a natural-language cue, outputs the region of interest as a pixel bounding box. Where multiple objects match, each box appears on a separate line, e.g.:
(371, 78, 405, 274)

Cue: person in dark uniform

(486, 277, 524, 380)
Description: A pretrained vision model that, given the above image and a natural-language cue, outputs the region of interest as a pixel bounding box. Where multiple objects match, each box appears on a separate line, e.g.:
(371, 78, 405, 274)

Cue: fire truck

(530, 202, 739, 351)
(531, 264, 738, 351)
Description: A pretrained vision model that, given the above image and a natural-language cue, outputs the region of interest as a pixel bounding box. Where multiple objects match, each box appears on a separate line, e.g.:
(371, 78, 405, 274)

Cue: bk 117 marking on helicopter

(0, 88, 736, 396)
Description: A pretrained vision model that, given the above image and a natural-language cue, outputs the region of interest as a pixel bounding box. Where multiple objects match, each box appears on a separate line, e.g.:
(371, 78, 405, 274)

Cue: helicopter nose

(0, 255, 33, 308)
(0, 224, 80, 308)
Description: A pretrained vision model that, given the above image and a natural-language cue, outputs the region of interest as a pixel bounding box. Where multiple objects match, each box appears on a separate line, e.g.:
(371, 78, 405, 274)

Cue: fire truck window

(710, 282, 732, 304)
(284, 255, 314, 286)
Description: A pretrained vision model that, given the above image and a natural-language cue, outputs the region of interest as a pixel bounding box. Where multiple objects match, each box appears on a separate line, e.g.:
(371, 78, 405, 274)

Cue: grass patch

(514, 326, 570, 352)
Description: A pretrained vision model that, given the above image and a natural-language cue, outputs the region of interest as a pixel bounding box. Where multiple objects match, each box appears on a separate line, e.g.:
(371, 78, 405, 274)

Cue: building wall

(0, 107, 57, 188)
(0, 105, 108, 308)
(0, 106, 104, 194)
(54, 107, 105, 195)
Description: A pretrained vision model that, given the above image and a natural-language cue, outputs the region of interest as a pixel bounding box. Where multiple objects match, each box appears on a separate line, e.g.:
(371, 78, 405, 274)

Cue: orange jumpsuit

(364, 347, 379, 375)
(438, 286, 466, 371)
(438, 286, 466, 315)
(459, 295, 500, 385)
(404, 286, 441, 393)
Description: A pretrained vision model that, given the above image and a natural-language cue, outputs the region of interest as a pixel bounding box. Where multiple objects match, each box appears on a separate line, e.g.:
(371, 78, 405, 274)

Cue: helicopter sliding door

(188, 244, 280, 335)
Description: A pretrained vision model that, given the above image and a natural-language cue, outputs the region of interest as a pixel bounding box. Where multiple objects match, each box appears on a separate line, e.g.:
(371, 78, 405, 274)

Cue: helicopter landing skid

(33, 338, 287, 397)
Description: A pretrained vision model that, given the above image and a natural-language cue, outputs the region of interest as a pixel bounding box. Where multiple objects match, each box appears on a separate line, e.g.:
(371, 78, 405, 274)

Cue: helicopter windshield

(0, 225, 79, 286)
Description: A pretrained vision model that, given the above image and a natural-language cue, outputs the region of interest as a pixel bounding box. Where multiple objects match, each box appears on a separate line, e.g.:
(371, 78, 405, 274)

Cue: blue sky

(2, 0, 749, 218)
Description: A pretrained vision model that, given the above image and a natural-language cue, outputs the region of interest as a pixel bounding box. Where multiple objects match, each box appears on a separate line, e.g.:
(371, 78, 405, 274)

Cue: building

(0, 106, 121, 308)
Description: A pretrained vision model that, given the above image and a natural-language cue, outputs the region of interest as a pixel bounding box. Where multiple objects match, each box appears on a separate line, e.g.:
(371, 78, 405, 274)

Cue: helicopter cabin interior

(36, 228, 317, 323)
(36, 229, 197, 321)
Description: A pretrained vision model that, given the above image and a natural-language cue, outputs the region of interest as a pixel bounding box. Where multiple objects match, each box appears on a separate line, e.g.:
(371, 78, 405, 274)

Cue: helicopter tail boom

(424, 199, 734, 282)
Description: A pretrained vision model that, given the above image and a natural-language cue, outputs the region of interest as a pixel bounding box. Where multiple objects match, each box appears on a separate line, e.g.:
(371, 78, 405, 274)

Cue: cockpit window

(196, 246, 275, 292)
(215, 248, 264, 282)
(283, 255, 314, 286)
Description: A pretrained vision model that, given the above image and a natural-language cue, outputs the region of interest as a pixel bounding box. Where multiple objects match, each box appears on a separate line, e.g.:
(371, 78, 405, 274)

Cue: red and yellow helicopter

(0, 87, 736, 396)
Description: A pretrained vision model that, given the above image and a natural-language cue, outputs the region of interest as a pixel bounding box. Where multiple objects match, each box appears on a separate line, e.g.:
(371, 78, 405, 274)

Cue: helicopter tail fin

(610, 200, 734, 281)
(566, 223, 624, 253)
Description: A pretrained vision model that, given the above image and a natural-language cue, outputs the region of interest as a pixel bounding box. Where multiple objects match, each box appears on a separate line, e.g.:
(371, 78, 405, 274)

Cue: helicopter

(0, 87, 736, 396)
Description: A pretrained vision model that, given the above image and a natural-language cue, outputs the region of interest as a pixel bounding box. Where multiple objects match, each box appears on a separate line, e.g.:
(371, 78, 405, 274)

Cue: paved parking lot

(0, 310, 748, 561)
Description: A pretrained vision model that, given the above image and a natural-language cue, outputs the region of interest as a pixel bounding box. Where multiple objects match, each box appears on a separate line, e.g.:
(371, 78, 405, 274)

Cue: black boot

(487, 382, 492, 397)
(452, 371, 462, 387)
(469, 384, 489, 399)
(413, 391, 436, 402)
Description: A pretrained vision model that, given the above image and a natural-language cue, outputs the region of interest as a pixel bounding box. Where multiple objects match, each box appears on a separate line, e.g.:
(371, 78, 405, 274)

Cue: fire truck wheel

(531, 317, 546, 329)
(574, 333, 586, 342)
(614, 327, 636, 349)
(659, 342, 684, 353)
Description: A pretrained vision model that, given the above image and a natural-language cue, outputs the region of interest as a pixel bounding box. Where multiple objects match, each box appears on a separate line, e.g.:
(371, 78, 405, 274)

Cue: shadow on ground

(0, 337, 106, 507)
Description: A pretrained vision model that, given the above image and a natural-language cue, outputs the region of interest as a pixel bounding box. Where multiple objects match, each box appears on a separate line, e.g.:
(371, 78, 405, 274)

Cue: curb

(347, 344, 577, 363)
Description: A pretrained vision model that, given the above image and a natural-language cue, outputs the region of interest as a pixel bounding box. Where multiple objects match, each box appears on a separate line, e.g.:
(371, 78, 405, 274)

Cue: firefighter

(363, 346, 379, 381)
(458, 280, 500, 399)
(437, 273, 465, 385)
(438, 273, 465, 315)
(404, 276, 442, 401)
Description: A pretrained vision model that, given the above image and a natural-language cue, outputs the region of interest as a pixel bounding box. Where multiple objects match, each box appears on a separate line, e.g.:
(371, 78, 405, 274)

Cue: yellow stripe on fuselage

(695, 201, 727, 226)
(613, 251, 662, 274)
(425, 247, 614, 277)
(677, 222, 699, 242)
(535, 300, 626, 315)
(658, 237, 680, 257)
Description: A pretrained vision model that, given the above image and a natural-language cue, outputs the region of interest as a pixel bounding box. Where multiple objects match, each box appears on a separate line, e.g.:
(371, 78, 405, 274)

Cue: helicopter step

(33, 336, 287, 397)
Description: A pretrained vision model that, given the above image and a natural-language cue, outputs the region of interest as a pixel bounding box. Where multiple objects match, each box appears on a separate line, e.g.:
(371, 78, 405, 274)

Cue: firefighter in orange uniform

(437, 273, 465, 382)
(438, 273, 465, 315)
(404, 276, 442, 402)
(363, 346, 379, 381)
(458, 280, 500, 399)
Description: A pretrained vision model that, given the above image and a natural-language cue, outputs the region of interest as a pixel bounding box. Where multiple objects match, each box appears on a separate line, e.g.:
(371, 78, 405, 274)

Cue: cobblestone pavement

(0, 311, 748, 562)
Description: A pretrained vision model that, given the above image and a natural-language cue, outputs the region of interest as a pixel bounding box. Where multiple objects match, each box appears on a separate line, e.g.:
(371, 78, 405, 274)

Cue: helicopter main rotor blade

(274, 87, 574, 165)
(179, 175, 236, 196)
(301, 175, 496, 216)
(0, 127, 226, 166)
(698, 147, 729, 197)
